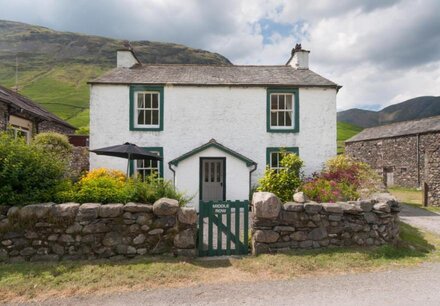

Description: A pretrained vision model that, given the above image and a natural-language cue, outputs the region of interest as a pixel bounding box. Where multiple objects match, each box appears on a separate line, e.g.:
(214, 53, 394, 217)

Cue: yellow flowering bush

(79, 168, 126, 185)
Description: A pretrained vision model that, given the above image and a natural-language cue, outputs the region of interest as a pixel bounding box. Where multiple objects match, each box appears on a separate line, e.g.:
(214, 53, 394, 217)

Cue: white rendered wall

(89, 84, 337, 208)
(173, 146, 251, 208)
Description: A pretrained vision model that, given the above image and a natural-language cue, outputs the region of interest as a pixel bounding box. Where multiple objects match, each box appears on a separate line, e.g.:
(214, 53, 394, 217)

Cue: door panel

(201, 158, 225, 201)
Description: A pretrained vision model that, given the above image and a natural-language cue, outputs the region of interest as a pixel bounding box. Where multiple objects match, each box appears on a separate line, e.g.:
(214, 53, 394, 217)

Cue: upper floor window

(267, 89, 299, 133)
(129, 86, 164, 131)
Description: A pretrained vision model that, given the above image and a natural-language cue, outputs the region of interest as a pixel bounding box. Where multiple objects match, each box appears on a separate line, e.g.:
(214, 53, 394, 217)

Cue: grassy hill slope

(0, 20, 231, 129)
(337, 121, 363, 154)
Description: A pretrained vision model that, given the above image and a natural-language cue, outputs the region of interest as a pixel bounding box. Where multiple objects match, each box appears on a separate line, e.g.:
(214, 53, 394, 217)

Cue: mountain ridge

(337, 96, 440, 128)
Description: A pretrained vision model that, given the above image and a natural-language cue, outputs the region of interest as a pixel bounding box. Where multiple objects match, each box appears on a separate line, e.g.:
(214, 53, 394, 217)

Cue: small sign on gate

(212, 203, 229, 214)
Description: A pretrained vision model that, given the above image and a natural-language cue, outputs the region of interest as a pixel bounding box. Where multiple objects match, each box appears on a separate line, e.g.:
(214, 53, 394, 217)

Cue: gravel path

(25, 262, 440, 306)
(399, 204, 440, 235)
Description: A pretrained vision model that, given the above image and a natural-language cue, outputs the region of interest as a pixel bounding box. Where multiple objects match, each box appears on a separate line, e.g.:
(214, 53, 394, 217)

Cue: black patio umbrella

(90, 142, 163, 178)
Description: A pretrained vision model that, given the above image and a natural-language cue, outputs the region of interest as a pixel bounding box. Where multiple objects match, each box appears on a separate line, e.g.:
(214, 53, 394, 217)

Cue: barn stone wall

(0, 199, 197, 263)
(345, 132, 440, 195)
(70, 147, 90, 178)
(251, 192, 400, 255)
(0, 102, 7, 130)
(38, 120, 76, 135)
(426, 147, 440, 206)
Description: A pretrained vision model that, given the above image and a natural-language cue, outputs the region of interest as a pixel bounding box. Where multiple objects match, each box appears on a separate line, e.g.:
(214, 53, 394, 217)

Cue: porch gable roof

(169, 139, 257, 167)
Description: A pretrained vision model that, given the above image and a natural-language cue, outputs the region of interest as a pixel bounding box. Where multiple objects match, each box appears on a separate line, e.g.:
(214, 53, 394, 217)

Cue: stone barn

(345, 115, 440, 206)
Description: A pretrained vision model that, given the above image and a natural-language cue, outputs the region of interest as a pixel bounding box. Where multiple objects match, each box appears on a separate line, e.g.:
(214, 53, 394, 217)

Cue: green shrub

(257, 152, 304, 202)
(0, 132, 66, 205)
(32, 132, 73, 160)
(55, 169, 191, 206)
(132, 173, 192, 206)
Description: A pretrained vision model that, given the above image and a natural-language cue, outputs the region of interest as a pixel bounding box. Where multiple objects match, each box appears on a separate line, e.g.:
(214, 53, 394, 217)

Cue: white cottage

(89, 44, 340, 209)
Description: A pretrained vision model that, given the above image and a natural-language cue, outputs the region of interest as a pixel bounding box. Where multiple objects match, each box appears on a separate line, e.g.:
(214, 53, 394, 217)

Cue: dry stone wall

(0, 199, 197, 263)
(251, 192, 400, 255)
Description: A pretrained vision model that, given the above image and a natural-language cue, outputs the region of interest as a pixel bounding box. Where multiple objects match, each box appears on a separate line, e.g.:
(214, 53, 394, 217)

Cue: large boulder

(174, 229, 196, 249)
(124, 203, 153, 213)
(76, 203, 101, 221)
(254, 230, 280, 243)
(99, 204, 124, 218)
(19, 203, 54, 219)
(304, 203, 322, 214)
(153, 198, 179, 216)
(322, 203, 343, 214)
(293, 192, 307, 203)
(51, 203, 80, 219)
(252, 192, 281, 219)
(177, 207, 197, 225)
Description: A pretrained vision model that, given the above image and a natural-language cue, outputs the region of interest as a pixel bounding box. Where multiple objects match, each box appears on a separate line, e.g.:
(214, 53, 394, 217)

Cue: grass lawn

(1, 223, 439, 303)
(389, 187, 440, 213)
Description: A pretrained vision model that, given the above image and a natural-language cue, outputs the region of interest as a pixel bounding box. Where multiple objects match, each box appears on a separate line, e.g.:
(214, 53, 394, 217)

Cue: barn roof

(0, 84, 75, 130)
(346, 115, 440, 143)
(89, 64, 340, 88)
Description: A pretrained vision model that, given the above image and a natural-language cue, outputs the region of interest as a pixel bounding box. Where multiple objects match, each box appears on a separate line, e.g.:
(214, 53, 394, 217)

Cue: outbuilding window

(129, 85, 164, 131)
(267, 88, 299, 133)
(266, 147, 299, 172)
(130, 147, 163, 180)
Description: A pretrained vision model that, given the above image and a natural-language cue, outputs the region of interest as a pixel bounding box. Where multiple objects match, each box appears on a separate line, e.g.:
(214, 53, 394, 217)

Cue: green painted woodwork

(129, 147, 164, 178)
(266, 88, 300, 133)
(129, 85, 164, 131)
(266, 147, 299, 167)
(198, 200, 249, 257)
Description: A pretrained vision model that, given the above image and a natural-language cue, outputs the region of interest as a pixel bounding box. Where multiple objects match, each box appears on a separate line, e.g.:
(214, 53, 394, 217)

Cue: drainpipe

(249, 163, 258, 203)
(416, 133, 420, 187)
(168, 163, 176, 188)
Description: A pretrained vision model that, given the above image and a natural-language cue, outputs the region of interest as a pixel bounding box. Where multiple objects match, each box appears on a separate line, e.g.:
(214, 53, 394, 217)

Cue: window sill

(267, 128, 299, 133)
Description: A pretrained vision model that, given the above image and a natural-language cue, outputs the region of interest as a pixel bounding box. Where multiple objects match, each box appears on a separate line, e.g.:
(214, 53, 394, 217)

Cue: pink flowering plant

(302, 155, 380, 202)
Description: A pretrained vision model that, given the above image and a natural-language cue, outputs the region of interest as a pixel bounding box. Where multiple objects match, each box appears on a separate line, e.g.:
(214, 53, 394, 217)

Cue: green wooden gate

(198, 200, 249, 256)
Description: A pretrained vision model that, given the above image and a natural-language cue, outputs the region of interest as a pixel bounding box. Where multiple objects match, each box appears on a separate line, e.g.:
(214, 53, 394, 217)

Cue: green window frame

(266, 147, 299, 172)
(266, 88, 299, 133)
(129, 85, 164, 131)
(129, 147, 164, 179)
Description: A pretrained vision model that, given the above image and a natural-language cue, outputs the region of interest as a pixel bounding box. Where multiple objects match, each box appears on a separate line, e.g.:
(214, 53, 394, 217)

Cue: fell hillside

(337, 121, 363, 154)
(0, 20, 231, 128)
(338, 96, 440, 128)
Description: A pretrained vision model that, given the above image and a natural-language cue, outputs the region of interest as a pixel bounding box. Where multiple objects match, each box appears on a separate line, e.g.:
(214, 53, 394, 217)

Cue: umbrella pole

(126, 153, 131, 180)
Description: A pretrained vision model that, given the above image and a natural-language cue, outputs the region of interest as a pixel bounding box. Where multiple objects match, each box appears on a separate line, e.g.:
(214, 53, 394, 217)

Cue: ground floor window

(130, 147, 163, 180)
(266, 147, 299, 172)
(11, 125, 30, 143)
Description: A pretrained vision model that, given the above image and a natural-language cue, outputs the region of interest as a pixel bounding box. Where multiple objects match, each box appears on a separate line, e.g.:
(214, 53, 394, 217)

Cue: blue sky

(0, 0, 439, 111)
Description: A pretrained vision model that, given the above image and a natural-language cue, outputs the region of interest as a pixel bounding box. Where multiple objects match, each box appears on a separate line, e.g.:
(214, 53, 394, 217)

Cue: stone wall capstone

(0, 199, 197, 263)
(251, 192, 400, 255)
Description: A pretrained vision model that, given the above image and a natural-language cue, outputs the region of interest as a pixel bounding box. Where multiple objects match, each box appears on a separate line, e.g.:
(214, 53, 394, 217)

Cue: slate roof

(0, 84, 75, 129)
(89, 64, 339, 88)
(346, 115, 440, 143)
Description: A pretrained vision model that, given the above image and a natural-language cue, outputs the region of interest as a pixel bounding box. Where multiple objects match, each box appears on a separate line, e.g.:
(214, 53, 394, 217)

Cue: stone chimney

(286, 43, 310, 69)
(117, 41, 141, 68)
